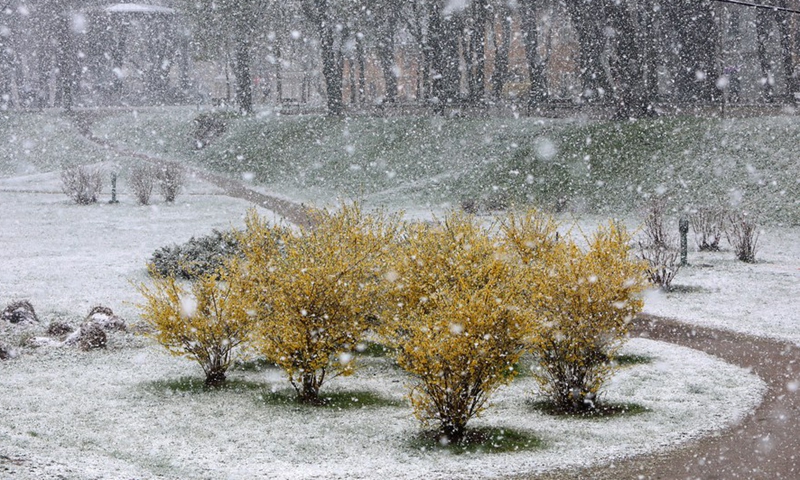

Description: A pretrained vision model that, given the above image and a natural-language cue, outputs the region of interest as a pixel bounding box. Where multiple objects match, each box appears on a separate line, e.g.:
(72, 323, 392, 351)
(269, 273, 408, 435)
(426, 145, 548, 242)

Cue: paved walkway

(72, 110, 799, 479)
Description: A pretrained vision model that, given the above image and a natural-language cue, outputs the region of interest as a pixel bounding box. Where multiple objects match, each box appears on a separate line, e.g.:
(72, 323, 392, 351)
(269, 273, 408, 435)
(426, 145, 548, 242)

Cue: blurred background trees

(1, 0, 798, 116)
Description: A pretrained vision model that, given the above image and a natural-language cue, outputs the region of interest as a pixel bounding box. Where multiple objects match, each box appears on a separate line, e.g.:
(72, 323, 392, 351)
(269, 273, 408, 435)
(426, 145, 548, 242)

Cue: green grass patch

(231, 357, 278, 372)
(528, 399, 650, 419)
(612, 354, 653, 366)
(49, 108, 800, 225)
(409, 426, 543, 455)
(0, 112, 109, 176)
(258, 389, 403, 409)
(145, 376, 266, 395)
(354, 340, 395, 357)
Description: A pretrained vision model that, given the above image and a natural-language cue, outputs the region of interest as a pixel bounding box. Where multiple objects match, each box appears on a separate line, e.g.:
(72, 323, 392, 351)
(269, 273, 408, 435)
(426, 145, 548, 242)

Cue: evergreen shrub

(150, 229, 240, 280)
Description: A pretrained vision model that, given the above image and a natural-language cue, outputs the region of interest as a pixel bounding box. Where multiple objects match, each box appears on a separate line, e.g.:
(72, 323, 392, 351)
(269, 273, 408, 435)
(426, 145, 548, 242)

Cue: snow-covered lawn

(1, 170, 795, 478)
(643, 225, 800, 345)
(0, 337, 763, 479)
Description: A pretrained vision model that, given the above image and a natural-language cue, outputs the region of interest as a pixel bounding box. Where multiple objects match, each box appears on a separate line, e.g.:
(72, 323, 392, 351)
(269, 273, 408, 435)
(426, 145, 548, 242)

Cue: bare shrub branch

(637, 242, 681, 291)
(61, 165, 103, 205)
(640, 197, 671, 249)
(727, 211, 760, 263)
(690, 207, 727, 252)
(129, 164, 156, 205)
(157, 161, 185, 203)
(637, 197, 680, 291)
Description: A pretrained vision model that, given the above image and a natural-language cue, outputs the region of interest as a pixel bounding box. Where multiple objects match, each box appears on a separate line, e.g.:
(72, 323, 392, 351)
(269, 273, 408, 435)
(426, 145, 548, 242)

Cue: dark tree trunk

(299, 371, 323, 404)
(0, 32, 14, 108)
(356, 34, 366, 104)
(491, 5, 511, 99)
(520, 0, 547, 106)
(377, 2, 399, 104)
(724, 8, 742, 103)
(777, 0, 797, 102)
(603, 0, 648, 118)
(110, 18, 126, 101)
(348, 57, 357, 105)
(34, 43, 51, 109)
(666, 0, 719, 103)
(756, 8, 774, 102)
(178, 31, 191, 95)
(465, 0, 487, 104)
(307, 0, 344, 115)
(564, 0, 610, 103)
(440, 421, 467, 444)
(406, 1, 430, 101)
(275, 39, 283, 102)
(234, 31, 253, 114)
(57, 12, 75, 112)
(146, 18, 174, 105)
(428, 2, 461, 114)
(204, 368, 226, 388)
(638, 0, 660, 107)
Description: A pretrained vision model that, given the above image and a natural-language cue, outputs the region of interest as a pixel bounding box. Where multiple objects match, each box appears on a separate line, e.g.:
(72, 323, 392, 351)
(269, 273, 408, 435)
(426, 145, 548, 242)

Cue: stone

(77, 323, 107, 351)
(2, 300, 38, 324)
(65, 323, 108, 351)
(86, 305, 126, 331)
(46, 321, 74, 337)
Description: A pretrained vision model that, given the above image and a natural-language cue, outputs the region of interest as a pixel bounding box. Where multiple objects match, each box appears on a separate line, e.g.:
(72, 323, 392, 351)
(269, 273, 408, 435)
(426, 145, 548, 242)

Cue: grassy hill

(4, 107, 798, 224)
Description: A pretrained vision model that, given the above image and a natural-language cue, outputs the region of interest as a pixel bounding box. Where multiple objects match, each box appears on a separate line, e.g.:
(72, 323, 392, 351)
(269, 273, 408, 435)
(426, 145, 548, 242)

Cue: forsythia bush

(237, 205, 398, 404)
(503, 211, 647, 413)
(383, 212, 533, 442)
(138, 269, 254, 387)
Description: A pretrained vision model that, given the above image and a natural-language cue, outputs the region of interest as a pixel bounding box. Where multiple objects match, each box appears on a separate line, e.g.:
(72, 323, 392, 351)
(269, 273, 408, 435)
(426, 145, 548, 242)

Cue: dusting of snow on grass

(0, 179, 275, 323)
(0, 337, 764, 479)
(642, 226, 800, 346)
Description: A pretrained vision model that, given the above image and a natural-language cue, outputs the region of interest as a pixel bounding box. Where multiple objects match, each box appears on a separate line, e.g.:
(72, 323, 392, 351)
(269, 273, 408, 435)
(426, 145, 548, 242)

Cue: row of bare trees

(1, 0, 798, 116)
(0, 0, 187, 111)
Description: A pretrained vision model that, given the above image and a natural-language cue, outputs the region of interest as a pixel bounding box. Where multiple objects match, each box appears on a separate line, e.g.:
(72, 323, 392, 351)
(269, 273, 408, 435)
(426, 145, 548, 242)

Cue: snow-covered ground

(643, 225, 800, 345)
(1, 170, 796, 479)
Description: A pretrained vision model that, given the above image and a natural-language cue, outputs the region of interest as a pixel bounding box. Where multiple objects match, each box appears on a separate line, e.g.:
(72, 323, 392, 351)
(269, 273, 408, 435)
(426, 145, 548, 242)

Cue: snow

(642, 226, 800, 346)
(0, 335, 765, 479)
(0, 169, 793, 478)
(105, 4, 175, 15)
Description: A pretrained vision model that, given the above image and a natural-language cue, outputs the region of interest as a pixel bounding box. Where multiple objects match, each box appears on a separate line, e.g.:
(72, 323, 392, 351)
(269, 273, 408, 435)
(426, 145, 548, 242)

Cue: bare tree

(301, 0, 344, 115)
(490, 1, 512, 100)
(563, 0, 611, 103)
(519, 0, 548, 106)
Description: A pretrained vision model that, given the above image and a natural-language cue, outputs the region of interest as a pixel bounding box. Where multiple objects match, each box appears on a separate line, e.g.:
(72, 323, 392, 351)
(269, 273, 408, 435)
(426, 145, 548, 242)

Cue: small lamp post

(109, 171, 119, 204)
(679, 216, 689, 266)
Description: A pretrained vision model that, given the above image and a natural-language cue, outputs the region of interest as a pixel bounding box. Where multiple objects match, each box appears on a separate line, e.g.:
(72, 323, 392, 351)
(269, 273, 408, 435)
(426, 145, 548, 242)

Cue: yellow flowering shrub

(238, 204, 399, 404)
(137, 268, 254, 387)
(503, 212, 648, 413)
(502, 208, 560, 264)
(383, 212, 532, 442)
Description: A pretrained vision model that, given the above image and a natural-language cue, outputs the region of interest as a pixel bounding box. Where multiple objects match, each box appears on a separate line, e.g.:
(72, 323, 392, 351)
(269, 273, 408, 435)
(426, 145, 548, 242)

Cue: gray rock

(86, 306, 126, 331)
(2, 300, 38, 324)
(65, 323, 107, 351)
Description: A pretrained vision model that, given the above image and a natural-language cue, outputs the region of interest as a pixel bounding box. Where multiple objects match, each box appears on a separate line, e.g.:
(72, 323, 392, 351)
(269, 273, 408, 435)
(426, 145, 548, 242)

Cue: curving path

(71, 110, 799, 479)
